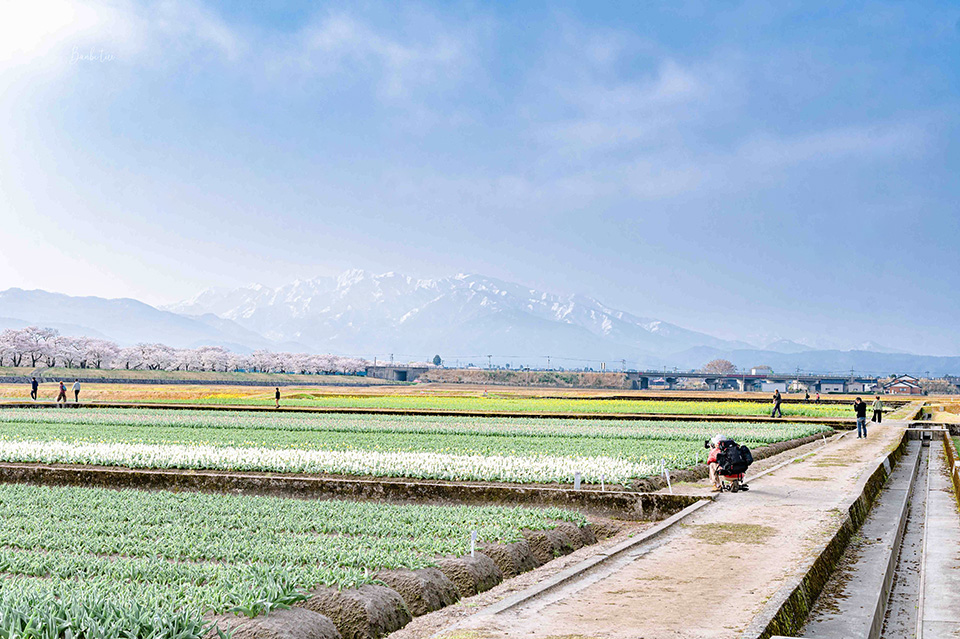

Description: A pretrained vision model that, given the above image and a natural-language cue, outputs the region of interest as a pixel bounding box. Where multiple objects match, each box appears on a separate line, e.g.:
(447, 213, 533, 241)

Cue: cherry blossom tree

(83, 339, 119, 369)
(19, 327, 59, 367)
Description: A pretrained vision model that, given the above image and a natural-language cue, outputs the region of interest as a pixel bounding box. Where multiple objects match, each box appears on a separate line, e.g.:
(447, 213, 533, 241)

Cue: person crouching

(706, 434, 725, 492)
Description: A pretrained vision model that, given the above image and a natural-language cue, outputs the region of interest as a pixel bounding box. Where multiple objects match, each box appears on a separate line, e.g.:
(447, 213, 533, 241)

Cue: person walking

(30, 377, 38, 401)
(816, 392, 821, 404)
(56, 381, 67, 405)
(72, 379, 81, 404)
(872, 395, 884, 423)
(275, 387, 281, 409)
(854, 397, 868, 438)
(771, 389, 783, 418)
(805, 390, 810, 402)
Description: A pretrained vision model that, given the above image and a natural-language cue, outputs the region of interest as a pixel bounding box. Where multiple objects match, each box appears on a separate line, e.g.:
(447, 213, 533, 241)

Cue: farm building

(819, 380, 847, 393)
(847, 379, 879, 393)
(882, 374, 924, 395)
(365, 365, 430, 382)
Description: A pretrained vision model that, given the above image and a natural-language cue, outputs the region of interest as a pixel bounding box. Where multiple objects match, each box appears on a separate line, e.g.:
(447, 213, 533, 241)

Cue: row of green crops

(149, 394, 854, 417)
(0, 408, 831, 483)
(0, 483, 585, 638)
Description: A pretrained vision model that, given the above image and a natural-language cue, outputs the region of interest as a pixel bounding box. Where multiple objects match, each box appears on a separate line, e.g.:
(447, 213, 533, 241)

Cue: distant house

(751, 366, 774, 375)
(760, 381, 787, 392)
(882, 374, 923, 395)
(847, 379, 879, 394)
(820, 380, 847, 394)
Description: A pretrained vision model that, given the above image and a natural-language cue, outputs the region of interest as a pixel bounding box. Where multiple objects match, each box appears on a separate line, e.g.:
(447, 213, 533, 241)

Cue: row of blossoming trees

(0, 326, 373, 374)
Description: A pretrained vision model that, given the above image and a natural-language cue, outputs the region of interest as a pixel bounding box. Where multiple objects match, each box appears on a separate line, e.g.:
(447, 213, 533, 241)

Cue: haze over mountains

(2, 270, 957, 374)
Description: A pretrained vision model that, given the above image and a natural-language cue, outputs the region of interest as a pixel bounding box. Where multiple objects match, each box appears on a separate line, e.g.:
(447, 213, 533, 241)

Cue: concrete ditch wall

(742, 429, 910, 639)
(944, 432, 960, 507)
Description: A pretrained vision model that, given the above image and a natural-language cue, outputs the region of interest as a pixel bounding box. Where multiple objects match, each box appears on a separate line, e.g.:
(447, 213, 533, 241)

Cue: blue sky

(1, 1, 958, 354)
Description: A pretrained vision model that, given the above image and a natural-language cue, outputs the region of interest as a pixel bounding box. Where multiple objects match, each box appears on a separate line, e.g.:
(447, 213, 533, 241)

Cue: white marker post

(574, 471, 582, 491)
(662, 459, 673, 494)
(470, 530, 477, 558)
(600, 474, 605, 492)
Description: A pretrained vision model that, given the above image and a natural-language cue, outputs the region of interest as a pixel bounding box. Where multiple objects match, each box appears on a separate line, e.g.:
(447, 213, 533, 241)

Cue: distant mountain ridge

(1, 271, 955, 374)
(166, 269, 754, 360)
(0, 288, 291, 353)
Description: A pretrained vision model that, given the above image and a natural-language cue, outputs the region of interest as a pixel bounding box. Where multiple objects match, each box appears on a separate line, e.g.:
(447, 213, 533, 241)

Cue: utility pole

(546, 355, 551, 370)
(622, 359, 627, 372)
(487, 355, 492, 369)
(390, 353, 394, 365)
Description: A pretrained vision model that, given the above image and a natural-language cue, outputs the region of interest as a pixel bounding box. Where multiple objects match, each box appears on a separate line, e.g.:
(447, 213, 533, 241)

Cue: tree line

(0, 326, 379, 375)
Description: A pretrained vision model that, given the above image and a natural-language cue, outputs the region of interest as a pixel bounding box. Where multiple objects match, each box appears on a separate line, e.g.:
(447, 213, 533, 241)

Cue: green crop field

(0, 408, 830, 484)
(150, 393, 853, 417)
(0, 483, 583, 638)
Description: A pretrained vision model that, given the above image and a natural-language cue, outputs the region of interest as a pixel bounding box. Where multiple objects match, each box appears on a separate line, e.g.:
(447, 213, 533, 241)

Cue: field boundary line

(0, 400, 856, 425)
(0, 461, 702, 520)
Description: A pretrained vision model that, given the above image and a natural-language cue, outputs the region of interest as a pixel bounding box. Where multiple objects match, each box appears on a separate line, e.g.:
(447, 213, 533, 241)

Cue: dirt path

(436, 422, 906, 639)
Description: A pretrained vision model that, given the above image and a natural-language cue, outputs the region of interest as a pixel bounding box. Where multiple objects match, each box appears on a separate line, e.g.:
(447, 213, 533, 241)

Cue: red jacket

(708, 446, 720, 464)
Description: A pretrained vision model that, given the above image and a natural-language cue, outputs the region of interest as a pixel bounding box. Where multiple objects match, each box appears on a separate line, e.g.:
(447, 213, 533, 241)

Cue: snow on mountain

(855, 341, 909, 354)
(167, 270, 751, 359)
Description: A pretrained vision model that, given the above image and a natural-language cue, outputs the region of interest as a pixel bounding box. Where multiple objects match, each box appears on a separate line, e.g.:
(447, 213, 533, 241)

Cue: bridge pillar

(638, 376, 649, 390)
(736, 378, 750, 392)
(665, 377, 678, 390)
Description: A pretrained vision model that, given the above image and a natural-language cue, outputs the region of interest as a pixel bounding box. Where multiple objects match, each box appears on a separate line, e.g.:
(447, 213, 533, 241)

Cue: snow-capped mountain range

(2, 270, 940, 372)
(164, 270, 753, 360)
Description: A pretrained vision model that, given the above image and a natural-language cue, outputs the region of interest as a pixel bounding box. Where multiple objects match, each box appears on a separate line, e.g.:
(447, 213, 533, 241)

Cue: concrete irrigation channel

(778, 427, 960, 639)
(406, 417, 960, 639)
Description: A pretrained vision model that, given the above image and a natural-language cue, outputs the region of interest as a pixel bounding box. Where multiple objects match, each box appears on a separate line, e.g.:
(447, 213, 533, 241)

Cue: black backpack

(718, 441, 752, 474)
(739, 444, 753, 466)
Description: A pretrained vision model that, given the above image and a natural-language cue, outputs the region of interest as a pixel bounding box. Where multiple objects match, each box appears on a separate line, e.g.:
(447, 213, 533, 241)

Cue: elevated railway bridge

(626, 370, 879, 392)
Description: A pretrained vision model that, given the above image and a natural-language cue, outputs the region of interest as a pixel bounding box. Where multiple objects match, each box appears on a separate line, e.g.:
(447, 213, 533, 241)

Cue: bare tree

(701, 359, 737, 375)
(919, 378, 959, 395)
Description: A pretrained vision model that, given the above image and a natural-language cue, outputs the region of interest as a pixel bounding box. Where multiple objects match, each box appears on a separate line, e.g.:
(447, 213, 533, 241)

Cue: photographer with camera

(705, 433, 753, 493)
(706, 434, 725, 492)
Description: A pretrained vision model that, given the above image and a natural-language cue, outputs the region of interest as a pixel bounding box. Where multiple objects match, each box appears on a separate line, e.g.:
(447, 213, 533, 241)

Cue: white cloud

(278, 12, 471, 100)
(511, 21, 930, 206)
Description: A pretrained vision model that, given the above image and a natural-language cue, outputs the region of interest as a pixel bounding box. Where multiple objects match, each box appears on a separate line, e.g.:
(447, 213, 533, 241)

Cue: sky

(1, 1, 959, 355)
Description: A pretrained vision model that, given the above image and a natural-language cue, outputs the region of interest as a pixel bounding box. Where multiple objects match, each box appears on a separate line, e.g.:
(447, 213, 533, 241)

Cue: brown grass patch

(686, 523, 777, 545)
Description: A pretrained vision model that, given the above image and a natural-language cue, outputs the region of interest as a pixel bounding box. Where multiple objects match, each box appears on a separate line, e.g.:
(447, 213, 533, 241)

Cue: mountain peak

(336, 269, 369, 288)
(168, 270, 747, 360)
